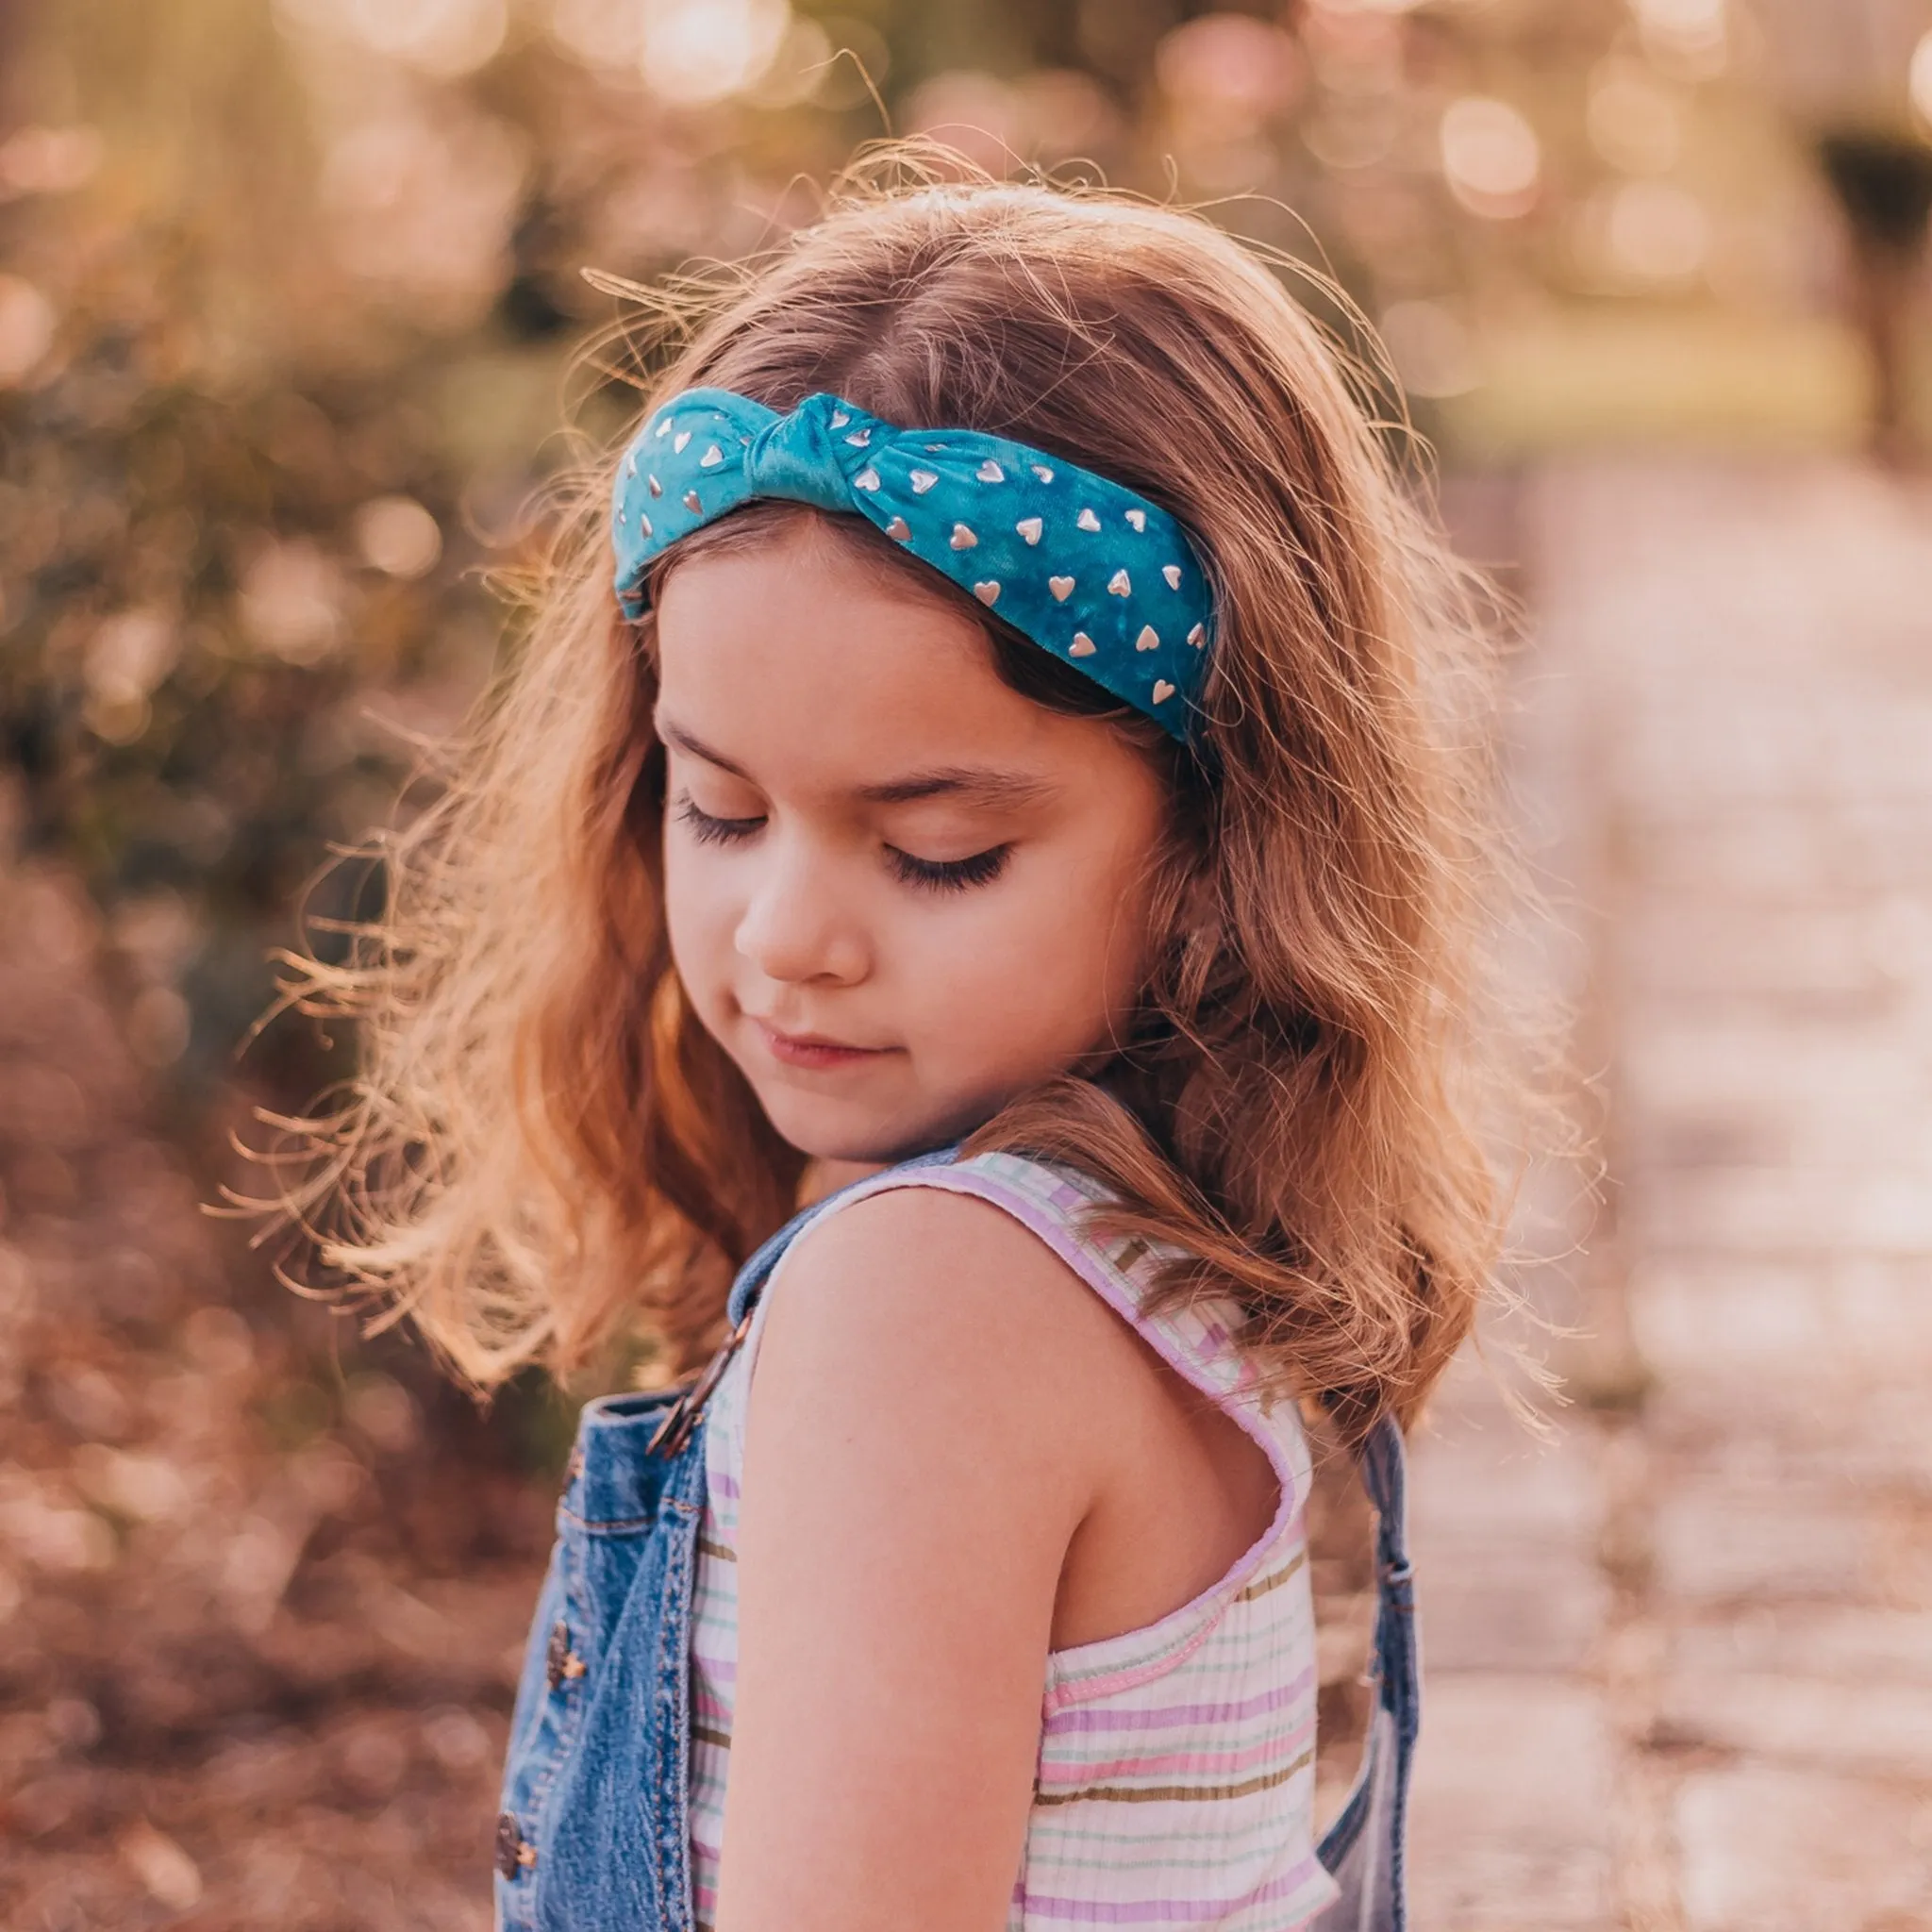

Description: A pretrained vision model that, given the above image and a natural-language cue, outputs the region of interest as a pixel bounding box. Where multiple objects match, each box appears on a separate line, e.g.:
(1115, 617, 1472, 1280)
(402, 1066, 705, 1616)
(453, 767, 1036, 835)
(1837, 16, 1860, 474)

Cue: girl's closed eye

(884, 842, 1010, 893)
(678, 789, 1009, 892)
(676, 793, 764, 845)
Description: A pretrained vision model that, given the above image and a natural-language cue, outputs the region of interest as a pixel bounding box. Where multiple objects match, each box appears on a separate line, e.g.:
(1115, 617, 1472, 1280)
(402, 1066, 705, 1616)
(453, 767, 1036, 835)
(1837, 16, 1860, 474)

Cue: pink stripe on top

(686, 1152, 1336, 1932)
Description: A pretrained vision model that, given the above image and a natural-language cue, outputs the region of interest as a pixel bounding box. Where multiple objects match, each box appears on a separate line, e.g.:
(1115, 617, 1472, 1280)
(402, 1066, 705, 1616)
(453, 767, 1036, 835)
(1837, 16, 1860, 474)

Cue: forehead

(652, 517, 1088, 791)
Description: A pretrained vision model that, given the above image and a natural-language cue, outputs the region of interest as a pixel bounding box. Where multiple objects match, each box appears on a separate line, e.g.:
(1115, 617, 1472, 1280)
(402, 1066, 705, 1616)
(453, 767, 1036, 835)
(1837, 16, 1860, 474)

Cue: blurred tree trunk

(1816, 128, 1932, 463)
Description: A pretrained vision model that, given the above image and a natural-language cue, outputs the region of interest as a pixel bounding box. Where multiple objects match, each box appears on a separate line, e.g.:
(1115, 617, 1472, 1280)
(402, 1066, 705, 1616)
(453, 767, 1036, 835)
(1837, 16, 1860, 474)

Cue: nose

(733, 834, 869, 987)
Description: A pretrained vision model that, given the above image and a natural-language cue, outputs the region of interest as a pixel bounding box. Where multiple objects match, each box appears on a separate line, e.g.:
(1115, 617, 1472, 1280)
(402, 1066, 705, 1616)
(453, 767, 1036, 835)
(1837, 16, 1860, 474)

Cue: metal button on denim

(545, 1620, 585, 1691)
(495, 1810, 536, 1881)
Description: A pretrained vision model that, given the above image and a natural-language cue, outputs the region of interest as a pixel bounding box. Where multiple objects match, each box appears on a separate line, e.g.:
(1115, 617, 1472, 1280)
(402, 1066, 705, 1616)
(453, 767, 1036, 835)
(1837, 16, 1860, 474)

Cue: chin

(749, 1080, 989, 1169)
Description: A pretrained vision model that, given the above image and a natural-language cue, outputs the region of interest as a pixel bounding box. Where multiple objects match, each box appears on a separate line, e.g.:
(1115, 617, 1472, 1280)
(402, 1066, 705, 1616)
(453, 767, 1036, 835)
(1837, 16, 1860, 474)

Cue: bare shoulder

(750, 1179, 1143, 1479)
(742, 1174, 1279, 1655)
(777, 1179, 1108, 1330)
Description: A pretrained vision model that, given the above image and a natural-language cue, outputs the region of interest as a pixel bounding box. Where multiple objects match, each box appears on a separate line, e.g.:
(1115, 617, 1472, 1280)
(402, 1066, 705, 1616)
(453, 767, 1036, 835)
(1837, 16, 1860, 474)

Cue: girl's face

(656, 516, 1172, 1166)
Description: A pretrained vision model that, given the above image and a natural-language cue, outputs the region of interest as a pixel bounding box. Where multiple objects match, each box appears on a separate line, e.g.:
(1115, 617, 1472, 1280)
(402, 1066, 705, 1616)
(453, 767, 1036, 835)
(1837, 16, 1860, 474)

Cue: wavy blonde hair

(273, 162, 1522, 1441)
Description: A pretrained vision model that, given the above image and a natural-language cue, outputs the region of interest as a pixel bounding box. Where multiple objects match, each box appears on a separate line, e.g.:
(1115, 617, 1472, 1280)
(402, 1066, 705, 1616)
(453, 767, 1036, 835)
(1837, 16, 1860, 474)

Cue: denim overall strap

(493, 1376, 710, 1929)
(493, 1146, 962, 1931)
(725, 1145, 962, 1328)
(1311, 1411, 1419, 1932)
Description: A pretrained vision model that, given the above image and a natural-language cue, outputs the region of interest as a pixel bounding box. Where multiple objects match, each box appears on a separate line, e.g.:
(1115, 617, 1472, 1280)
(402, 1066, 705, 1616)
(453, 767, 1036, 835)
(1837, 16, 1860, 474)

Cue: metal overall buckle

(645, 1309, 754, 1459)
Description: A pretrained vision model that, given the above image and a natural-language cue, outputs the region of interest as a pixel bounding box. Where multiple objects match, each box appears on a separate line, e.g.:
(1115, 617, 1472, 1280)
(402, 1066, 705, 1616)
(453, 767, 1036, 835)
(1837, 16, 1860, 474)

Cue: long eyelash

(886, 845, 1011, 893)
(675, 795, 1006, 891)
(675, 796, 763, 844)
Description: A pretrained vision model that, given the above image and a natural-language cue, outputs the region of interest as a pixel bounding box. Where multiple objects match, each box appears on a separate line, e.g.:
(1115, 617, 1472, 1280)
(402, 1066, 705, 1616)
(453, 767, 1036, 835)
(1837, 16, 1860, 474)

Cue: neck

(797, 1157, 889, 1207)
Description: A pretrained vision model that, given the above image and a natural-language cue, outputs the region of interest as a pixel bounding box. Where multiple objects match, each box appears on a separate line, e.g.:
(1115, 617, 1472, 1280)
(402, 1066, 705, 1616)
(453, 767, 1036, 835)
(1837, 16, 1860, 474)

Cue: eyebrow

(858, 767, 1057, 808)
(658, 721, 1058, 810)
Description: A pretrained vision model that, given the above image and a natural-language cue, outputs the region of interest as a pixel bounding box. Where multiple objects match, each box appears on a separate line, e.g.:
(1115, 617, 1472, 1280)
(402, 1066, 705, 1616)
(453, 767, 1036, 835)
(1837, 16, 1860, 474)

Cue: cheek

(1053, 864, 1159, 1018)
(661, 838, 735, 995)
(908, 855, 1158, 1062)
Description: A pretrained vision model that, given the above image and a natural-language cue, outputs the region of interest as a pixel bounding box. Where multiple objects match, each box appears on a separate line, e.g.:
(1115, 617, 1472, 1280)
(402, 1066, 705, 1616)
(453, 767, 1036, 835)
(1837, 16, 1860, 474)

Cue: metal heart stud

(974, 580, 1001, 606)
(1187, 622, 1207, 648)
(1125, 508, 1147, 531)
(649, 475, 663, 497)
(1069, 632, 1096, 657)
(700, 444, 724, 468)
(844, 428, 872, 446)
(1048, 575, 1075, 601)
(854, 466, 881, 491)
(1108, 568, 1131, 595)
(1152, 679, 1175, 704)
(1030, 463, 1054, 482)
(1162, 563, 1182, 589)
(674, 430, 691, 453)
(886, 515, 911, 541)
(1076, 508, 1101, 532)
(829, 408, 850, 427)
(910, 469, 939, 494)
(654, 418, 673, 438)
(639, 511, 652, 537)
(976, 458, 1004, 483)
(1015, 517, 1042, 544)
(625, 453, 638, 475)
(1135, 625, 1159, 651)
(682, 489, 701, 512)
(950, 523, 977, 550)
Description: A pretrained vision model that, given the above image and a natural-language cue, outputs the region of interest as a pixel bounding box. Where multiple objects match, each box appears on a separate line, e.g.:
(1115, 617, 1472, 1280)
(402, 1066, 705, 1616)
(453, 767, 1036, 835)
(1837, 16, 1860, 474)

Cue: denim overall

(493, 1152, 1421, 1931)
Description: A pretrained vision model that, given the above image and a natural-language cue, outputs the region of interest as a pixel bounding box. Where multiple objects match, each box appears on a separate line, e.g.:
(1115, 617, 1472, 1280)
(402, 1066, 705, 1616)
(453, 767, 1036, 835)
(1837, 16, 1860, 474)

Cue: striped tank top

(688, 1150, 1339, 1930)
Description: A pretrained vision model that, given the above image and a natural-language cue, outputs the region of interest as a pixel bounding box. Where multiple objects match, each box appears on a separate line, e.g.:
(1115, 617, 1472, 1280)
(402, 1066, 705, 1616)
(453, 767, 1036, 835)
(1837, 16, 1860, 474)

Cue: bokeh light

(1155, 13, 1305, 130)
(237, 541, 347, 668)
(548, 0, 648, 73)
(345, 0, 507, 76)
(1632, 0, 1729, 75)
(1588, 61, 1687, 175)
(319, 107, 528, 325)
(84, 612, 179, 713)
(1440, 96, 1541, 219)
(276, 0, 508, 77)
(639, 0, 792, 106)
(0, 124, 103, 198)
(904, 71, 1023, 175)
(1606, 177, 1712, 284)
(0, 275, 56, 386)
(354, 498, 444, 580)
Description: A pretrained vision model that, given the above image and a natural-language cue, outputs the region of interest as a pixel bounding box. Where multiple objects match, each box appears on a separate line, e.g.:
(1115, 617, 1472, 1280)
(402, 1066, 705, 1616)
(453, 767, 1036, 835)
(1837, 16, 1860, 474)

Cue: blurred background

(3, 1, 1930, 1926)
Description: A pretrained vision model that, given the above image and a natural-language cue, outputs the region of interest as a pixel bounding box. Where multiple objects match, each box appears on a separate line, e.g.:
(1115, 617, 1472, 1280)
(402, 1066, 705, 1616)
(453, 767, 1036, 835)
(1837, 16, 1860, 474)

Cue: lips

(749, 1018, 892, 1071)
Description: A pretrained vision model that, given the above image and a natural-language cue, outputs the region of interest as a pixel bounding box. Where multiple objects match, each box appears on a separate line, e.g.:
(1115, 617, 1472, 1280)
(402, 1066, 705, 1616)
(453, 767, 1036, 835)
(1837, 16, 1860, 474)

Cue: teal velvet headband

(610, 388, 1216, 742)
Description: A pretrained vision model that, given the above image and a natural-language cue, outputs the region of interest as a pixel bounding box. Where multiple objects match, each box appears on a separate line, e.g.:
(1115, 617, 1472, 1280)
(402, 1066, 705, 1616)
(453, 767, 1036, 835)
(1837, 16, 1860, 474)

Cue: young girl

(300, 171, 1507, 1932)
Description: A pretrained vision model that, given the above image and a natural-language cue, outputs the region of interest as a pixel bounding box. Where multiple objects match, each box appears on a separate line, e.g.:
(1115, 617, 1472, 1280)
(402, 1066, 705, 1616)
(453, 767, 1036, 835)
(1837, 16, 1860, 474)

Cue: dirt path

(1408, 458, 1932, 1932)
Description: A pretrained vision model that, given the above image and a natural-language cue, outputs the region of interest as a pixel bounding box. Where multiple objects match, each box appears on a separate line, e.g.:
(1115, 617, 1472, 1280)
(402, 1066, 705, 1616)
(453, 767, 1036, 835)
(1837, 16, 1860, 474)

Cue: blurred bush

(3, 0, 1916, 1171)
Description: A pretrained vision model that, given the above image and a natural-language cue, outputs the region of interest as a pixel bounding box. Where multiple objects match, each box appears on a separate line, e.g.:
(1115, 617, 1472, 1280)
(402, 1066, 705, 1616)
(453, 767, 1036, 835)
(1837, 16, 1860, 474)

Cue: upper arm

(713, 1185, 1116, 1932)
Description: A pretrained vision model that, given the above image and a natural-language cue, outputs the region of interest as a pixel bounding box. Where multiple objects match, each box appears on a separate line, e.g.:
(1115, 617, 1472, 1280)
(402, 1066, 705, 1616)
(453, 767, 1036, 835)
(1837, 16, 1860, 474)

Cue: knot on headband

(611, 388, 1217, 741)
